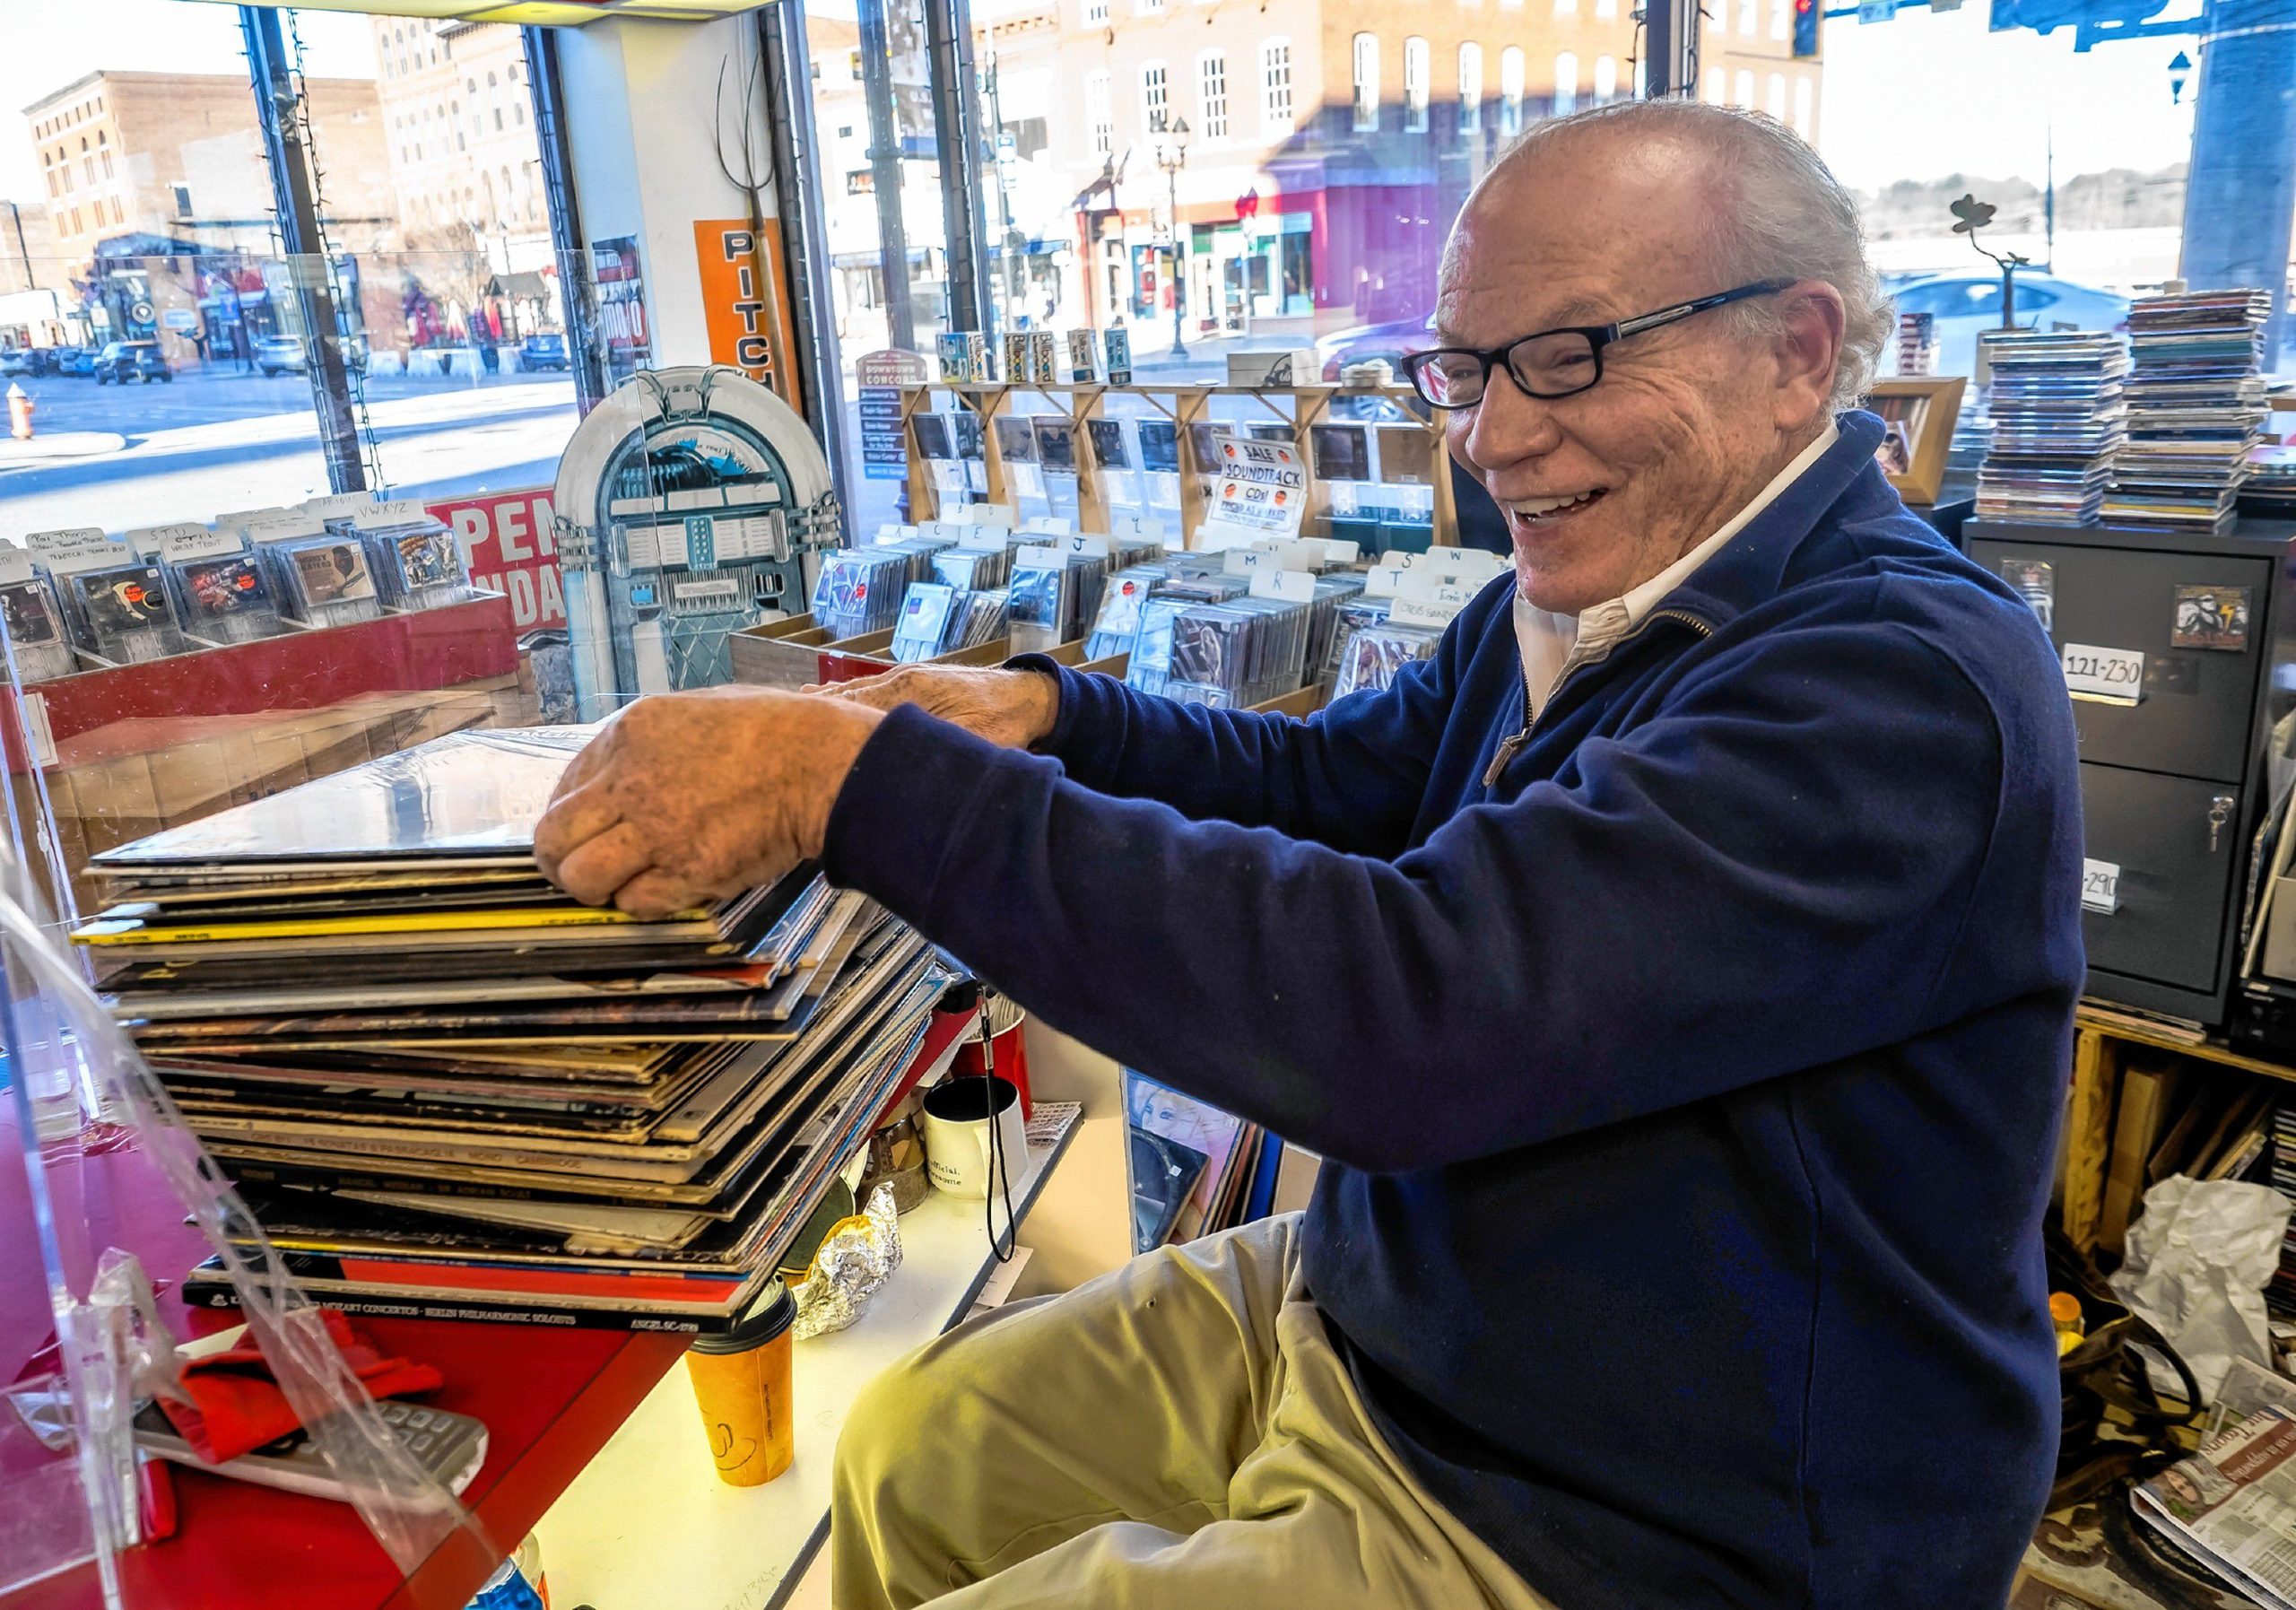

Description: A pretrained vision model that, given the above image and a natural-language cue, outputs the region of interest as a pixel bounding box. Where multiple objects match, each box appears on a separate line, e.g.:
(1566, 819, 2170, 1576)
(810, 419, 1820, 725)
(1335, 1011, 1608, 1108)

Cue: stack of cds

(2103, 288, 2273, 534)
(1323, 596, 1394, 683)
(1333, 620, 1440, 699)
(812, 545, 925, 640)
(344, 505, 468, 612)
(1085, 566, 1164, 660)
(932, 543, 1013, 592)
(1975, 331, 2129, 527)
(1007, 545, 1115, 655)
(890, 581, 1007, 662)
(1896, 313, 1938, 378)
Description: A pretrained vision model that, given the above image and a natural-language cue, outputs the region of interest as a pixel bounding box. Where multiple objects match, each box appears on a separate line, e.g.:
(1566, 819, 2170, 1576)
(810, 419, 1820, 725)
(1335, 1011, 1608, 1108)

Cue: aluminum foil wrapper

(790, 1183, 905, 1341)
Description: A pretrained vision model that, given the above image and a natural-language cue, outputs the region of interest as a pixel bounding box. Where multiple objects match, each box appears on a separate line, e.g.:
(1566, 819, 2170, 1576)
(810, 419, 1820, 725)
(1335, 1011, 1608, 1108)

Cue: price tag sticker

(2062, 643, 2144, 704)
(2082, 858, 2121, 915)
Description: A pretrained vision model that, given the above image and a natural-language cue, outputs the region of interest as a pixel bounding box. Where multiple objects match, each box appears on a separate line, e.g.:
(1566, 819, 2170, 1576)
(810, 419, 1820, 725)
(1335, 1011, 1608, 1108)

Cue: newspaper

(2132, 1391, 2296, 1609)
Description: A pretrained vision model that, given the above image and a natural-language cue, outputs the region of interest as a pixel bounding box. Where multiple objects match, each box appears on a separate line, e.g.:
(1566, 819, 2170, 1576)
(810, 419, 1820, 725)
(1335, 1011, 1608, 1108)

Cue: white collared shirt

(1512, 422, 1840, 718)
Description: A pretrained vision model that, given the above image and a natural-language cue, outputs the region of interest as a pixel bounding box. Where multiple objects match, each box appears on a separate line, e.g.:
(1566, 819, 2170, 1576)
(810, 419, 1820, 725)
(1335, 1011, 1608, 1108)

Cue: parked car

(252, 332, 369, 378)
(1886, 272, 2132, 379)
(52, 346, 92, 378)
(518, 332, 570, 371)
(1317, 316, 1438, 384)
(0, 349, 30, 379)
(253, 334, 307, 377)
(93, 341, 172, 385)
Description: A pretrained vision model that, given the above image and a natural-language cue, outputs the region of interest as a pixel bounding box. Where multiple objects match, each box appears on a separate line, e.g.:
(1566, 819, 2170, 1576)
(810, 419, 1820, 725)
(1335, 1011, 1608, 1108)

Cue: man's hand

(533, 687, 883, 918)
(809, 665, 1059, 750)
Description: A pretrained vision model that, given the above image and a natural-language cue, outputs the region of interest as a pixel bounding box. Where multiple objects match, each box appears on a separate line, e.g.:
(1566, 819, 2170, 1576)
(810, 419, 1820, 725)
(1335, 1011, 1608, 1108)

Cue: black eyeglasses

(1399, 280, 1793, 409)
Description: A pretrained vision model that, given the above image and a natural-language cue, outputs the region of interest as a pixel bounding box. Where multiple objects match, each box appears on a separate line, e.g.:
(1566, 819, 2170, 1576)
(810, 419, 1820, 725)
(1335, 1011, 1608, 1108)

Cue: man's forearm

(1013, 657, 1425, 857)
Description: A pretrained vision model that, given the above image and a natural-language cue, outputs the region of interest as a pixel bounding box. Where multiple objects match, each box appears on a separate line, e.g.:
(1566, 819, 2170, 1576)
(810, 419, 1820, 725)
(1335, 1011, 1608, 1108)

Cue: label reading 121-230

(2062, 643, 2144, 704)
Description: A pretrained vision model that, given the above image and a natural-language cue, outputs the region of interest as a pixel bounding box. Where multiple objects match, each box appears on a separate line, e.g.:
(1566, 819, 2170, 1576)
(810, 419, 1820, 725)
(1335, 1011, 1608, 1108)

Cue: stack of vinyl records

(1976, 330, 2129, 527)
(76, 727, 950, 1333)
(2104, 289, 2273, 534)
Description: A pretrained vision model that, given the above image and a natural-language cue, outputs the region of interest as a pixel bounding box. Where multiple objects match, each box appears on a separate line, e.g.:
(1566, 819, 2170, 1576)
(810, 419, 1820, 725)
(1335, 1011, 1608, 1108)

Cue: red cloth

(160, 1310, 443, 1465)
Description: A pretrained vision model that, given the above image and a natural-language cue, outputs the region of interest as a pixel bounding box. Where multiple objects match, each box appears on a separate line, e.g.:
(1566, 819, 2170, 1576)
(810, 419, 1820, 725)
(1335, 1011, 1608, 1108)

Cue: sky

(0, 2, 378, 199)
(0, 0, 2205, 205)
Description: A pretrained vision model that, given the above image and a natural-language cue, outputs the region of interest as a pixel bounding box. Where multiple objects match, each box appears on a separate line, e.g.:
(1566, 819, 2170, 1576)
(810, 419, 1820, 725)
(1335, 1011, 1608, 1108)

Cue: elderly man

(535, 101, 2082, 1608)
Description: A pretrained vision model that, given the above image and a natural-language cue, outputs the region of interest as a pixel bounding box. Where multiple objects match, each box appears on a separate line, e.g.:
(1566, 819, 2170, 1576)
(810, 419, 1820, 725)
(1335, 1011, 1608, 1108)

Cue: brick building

(812, 0, 1823, 346)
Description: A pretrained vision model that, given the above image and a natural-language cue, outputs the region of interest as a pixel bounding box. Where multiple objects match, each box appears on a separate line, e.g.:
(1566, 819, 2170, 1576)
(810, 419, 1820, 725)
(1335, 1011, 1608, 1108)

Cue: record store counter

(7, 1016, 1080, 1610)
(532, 1101, 1082, 1610)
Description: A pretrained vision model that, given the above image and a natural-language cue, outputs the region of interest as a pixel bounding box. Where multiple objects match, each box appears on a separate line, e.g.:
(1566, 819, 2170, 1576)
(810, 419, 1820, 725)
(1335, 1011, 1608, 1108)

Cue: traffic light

(1792, 0, 1820, 55)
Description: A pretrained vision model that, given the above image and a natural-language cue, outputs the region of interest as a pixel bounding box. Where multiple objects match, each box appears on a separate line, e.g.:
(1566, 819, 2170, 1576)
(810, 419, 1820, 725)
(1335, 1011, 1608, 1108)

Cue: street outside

(0, 334, 1283, 541)
(0, 362, 580, 533)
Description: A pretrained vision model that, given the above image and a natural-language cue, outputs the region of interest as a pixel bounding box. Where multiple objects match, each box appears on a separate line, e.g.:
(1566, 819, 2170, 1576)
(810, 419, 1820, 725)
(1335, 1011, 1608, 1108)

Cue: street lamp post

(1157, 117, 1191, 359)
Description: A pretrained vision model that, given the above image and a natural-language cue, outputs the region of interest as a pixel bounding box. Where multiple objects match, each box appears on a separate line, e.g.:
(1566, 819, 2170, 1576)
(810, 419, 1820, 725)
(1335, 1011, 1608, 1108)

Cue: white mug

(920, 1075, 1028, 1202)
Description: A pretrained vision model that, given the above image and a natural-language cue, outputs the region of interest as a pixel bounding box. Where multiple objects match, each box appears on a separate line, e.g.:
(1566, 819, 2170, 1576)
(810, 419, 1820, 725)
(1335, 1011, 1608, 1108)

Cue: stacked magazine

(76, 727, 948, 1333)
(2131, 1359, 2296, 1607)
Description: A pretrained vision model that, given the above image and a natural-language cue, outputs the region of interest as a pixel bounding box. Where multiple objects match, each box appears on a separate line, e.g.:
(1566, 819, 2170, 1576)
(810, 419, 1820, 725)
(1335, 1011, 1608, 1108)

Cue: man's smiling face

(1437, 127, 1830, 615)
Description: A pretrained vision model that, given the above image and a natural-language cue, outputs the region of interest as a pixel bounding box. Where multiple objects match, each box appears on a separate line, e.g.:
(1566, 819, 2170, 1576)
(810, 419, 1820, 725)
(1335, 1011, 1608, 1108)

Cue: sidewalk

(0, 431, 126, 466)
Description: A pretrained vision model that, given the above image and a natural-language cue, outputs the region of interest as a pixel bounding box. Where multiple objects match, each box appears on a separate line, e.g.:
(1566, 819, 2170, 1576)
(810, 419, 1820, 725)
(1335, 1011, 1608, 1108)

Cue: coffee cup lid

(690, 1278, 795, 1354)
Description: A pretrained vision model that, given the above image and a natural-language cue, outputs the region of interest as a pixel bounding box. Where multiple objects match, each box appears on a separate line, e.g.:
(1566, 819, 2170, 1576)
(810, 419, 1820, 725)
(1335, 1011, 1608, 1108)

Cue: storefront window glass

(0, 4, 373, 527)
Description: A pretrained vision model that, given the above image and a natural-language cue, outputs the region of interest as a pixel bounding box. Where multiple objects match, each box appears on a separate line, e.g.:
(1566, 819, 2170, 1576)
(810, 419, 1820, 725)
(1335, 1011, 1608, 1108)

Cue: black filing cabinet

(1965, 518, 2296, 1024)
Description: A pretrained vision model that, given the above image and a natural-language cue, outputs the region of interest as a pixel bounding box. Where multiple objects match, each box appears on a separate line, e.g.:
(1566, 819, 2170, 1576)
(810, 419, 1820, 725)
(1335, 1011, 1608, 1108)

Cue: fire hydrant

(6, 383, 30, 441)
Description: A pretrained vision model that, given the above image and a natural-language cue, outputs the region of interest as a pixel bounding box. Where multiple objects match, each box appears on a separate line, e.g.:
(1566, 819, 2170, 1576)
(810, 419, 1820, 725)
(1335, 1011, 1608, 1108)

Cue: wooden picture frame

(1863, 377, 1966, 507)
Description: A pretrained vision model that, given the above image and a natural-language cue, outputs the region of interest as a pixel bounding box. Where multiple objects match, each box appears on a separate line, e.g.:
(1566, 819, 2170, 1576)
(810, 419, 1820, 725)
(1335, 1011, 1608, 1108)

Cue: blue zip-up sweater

(821, 411, 2083, 1607)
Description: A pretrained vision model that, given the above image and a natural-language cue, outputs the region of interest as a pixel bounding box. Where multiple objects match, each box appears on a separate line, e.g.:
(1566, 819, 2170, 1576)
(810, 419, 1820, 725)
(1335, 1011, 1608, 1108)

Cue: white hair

(1483, 100, 1892, 413)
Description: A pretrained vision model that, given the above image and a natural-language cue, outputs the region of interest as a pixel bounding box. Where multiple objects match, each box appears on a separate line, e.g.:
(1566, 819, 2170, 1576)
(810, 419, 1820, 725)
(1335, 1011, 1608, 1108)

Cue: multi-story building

(370, 17, 549, 265)
(24, 71, 394, 266)
(813, 0, 1822, 350)
(22, 70, 393, 360)
(369, 16, 555, 348)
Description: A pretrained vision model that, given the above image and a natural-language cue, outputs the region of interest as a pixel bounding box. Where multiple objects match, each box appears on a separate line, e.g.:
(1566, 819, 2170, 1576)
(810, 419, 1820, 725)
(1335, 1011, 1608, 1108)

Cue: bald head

(1432, 104, 1876, 614)
(1444, 103, 1889, 411)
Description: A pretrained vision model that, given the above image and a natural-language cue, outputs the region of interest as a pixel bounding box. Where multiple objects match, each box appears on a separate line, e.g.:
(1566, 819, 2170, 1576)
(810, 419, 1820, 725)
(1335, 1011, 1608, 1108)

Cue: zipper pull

(1483, 731, 1530, 789)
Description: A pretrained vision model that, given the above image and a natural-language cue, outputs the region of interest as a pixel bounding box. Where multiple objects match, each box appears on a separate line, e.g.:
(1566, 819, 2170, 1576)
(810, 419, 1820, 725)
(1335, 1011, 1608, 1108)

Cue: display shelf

(897, 378, 1452, 551)
(0, 589, 523, 774)
(529, 1102, 1083, 1610)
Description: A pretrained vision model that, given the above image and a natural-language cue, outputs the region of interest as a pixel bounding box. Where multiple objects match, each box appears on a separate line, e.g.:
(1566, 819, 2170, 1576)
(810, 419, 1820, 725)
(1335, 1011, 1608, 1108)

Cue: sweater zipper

(1480, 607, 1717, 789)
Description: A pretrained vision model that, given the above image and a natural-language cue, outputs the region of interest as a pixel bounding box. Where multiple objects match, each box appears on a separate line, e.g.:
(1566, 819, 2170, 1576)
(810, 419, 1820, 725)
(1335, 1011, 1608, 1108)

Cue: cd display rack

(895, 379, 1457, 552)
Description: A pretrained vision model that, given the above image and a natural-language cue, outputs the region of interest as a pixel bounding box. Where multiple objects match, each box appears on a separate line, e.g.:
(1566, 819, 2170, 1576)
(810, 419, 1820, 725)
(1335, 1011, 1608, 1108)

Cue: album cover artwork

(1, 579, 62, 646)
(75, 564, 174, 634)
(289, 540, 378, 609)
(1086, 419, 1129, 469)
(179, 555, 275, 621)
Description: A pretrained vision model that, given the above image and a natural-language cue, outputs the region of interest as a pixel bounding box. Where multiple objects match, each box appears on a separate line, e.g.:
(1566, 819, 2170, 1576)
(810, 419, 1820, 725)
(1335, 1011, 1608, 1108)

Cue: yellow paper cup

(684, 1280, 796, 1487)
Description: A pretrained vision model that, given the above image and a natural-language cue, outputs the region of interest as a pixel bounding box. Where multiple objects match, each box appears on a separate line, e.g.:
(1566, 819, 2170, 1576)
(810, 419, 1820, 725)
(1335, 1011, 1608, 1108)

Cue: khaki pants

(829, 1214, 1556, 1610)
